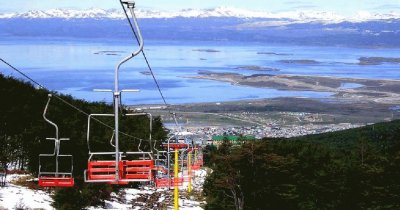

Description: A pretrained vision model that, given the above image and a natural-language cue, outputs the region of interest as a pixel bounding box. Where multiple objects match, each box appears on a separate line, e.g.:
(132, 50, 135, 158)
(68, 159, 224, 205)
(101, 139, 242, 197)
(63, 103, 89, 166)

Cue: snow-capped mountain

(0, 8, 123, 19)
(1, 7, 275, 19)
(0, 7, 399, 23)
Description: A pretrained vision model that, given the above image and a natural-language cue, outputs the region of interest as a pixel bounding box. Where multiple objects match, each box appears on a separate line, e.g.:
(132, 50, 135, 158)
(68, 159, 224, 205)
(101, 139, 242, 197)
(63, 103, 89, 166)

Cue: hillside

(3, 72, 400, 209)
(0, 74, 167, 209)
(294, 119, 400, 151)
(0, 73, 166, 172)
(204, 119, 400, 209)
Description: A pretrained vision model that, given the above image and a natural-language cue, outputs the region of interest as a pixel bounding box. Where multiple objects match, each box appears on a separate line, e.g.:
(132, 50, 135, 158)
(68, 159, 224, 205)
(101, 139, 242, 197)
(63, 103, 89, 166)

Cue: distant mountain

(1, 7, 400, 48)
(1, 7, 400, 23)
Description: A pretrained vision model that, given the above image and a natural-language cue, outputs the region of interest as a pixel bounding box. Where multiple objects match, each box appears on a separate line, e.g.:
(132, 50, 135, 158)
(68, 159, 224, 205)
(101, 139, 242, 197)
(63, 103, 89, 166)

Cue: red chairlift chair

(84, 113, 154, 184)
(83, 0, 156, 185)
(154, 135, 191, 188)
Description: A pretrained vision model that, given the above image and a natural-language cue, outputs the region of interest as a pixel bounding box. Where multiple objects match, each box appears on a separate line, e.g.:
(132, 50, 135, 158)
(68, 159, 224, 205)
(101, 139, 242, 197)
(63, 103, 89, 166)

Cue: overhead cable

(0, 58, 151, 142)
(118, 0, 182, 131)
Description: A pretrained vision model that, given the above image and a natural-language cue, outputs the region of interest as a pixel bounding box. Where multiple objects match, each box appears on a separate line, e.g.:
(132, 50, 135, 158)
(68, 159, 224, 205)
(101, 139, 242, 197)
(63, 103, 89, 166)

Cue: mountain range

(1, 7, 400, 23)
(1, 7, 400, 48)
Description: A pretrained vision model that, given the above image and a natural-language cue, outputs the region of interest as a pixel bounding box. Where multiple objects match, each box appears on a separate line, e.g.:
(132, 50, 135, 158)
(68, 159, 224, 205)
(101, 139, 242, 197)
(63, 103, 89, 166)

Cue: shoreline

(130, 73, 400, 135)
(130, 96, 400, 138)
(184, 72, 400, 105)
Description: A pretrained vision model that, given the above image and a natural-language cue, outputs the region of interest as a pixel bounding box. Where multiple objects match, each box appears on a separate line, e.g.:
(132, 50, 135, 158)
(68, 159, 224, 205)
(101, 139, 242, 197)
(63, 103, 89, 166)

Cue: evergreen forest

(0, 74, 167, 209)
(204, 121, 400, 209)
(2, 73, 400, 210)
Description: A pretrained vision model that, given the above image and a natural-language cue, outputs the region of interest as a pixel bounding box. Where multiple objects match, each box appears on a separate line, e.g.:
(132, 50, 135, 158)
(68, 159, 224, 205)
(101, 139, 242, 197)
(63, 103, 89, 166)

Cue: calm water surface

(1, 38, 399, 104)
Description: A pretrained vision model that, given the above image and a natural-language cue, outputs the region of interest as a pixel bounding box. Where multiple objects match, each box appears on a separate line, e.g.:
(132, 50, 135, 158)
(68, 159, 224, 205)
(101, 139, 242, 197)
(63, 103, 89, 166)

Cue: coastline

(184, 71, 400, 105)
(129, 72, 400, 137)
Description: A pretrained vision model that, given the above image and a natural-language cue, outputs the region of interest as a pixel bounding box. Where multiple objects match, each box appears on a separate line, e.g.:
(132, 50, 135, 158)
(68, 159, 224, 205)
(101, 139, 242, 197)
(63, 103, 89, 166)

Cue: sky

(0, 0, 400, 16)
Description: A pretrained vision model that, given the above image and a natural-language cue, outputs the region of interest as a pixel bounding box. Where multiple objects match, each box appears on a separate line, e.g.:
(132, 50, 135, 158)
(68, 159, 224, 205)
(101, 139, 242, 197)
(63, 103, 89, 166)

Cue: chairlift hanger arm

(110, 131, 116, 148)
(112, 2, 143, 182)
(121, 0, 135, 5)
(43, 94, 59, 140)
(39, 95, 74, 187)
(115, 0, 144, 91)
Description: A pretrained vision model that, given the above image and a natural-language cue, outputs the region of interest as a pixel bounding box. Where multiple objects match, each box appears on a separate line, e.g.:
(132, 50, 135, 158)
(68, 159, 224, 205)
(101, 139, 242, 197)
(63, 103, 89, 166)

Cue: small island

(192, 49, 221, 53)
(358, 57, 400, 65)
(257, 52, 292, 56)
(235, 65, 280, 71)
(279, 59, 321, 64)
(140, 71, 151, 76)
(93, 50, 125, 56)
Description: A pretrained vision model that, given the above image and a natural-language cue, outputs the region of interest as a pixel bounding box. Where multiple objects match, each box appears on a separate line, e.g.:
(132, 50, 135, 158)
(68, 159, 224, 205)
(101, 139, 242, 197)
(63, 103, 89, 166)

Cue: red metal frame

(191, 154, 204, 171)
(121, 160, 153, 180)
(192, 164, 201, 170)
(38, 176, 74, 187)
(87, 160, 154, 183)
(162, 143, 189, 149)
(155, 177, 184, 188)
(87, 161, 117, 181)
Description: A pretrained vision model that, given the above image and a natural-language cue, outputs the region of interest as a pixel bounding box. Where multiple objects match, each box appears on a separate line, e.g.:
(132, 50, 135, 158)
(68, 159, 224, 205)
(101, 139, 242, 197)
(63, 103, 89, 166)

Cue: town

(160, 110, 366, 143)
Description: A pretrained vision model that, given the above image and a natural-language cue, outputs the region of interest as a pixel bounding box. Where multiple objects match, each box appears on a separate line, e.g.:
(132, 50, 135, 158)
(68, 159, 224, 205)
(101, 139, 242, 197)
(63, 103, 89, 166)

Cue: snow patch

(0, 170, 208, 210)
(0, 182, 53, 209)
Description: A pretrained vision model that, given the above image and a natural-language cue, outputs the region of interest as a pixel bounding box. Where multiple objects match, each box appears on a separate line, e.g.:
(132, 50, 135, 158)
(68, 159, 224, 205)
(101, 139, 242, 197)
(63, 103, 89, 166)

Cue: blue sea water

(0, 37, 399, 104)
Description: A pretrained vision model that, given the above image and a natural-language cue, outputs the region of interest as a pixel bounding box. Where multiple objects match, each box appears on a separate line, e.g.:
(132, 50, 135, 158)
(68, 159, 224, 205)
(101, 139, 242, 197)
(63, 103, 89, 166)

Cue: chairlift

(38, 94, 74, 187)
(181, 142, 194, 182)
(84, 113, 154, 184)
(191, 146, 204, 171)
(153, 138, 172, 188)
(153, 139, 169, 174)
(83, 0, 155, 185)
(154, 133, 192, 188)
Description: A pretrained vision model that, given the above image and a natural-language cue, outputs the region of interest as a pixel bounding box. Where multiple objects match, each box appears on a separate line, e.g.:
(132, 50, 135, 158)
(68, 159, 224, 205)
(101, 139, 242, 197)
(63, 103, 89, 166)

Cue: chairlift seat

(155, 177, 183, 188)
(87, 161, 119, 181)
(121, 160, 153, 180)
(192, 164, 201, 171)
(155, 178, 169, 188)
(87, 160, 154, 183)
(39, 176, 74, 187)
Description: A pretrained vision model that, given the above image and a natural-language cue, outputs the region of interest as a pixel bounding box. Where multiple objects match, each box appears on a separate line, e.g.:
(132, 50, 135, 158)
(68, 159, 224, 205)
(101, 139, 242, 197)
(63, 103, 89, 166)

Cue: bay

(0, 37, 399, 104)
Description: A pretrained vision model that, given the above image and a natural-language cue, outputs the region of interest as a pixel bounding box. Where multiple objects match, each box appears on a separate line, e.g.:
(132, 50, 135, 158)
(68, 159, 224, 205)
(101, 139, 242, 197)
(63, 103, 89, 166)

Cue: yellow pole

(195, 149, 198, 164)
(174, 148, 179, 210)
(188, 151, 192, 193)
